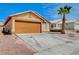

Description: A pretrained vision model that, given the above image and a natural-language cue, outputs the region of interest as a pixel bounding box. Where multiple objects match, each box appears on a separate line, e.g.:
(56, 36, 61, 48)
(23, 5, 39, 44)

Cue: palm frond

(57, 5, 72, 15)
(68, 6, 72, 11)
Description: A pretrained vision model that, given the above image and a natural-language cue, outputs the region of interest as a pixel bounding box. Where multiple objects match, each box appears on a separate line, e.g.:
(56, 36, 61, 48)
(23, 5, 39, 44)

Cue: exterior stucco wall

(4, 19, 13, 33)
(74, 21, 79, 31)
(12, 19, 15, 33)
(65, 23, 74, 30)
(46, 22, 50, 32)
(13, 13, 42, 22)
(74, 24, 79, 31)
(41, 22, 50, 32)
(0, 27, 3, 32)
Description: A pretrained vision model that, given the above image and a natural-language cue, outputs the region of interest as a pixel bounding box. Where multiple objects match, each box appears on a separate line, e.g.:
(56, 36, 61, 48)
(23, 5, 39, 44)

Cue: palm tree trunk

(61, 13, 65, 34)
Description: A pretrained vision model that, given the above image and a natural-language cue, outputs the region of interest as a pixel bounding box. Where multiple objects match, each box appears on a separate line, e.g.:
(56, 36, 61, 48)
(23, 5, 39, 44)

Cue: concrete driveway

(17, 32, 79, 55)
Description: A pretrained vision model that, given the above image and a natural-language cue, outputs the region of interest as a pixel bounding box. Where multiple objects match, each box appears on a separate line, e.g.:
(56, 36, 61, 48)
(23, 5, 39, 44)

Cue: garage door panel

(15, 21, 41, 33)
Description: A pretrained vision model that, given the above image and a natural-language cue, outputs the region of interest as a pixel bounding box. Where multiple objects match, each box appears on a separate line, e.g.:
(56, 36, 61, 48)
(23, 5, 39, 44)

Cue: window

(58, 24, 61, 27)
(51, 24, 53, 27)
(53, 24, 56, 27)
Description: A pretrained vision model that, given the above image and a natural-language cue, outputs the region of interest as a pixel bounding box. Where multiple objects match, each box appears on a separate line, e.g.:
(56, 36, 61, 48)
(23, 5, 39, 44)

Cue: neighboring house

(50, 19, 62, 30)
(3, 11, 50, 34)
(50, 19, 79, 32)
(74, 21, 79, 32)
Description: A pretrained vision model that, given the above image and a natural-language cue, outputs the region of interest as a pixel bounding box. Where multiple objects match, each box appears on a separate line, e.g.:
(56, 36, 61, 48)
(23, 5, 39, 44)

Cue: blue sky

(0, 3, 79, 22)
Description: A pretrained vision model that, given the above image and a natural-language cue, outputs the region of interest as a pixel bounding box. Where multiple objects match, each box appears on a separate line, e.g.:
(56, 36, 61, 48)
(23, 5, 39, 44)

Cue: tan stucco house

(3, 11, 50, 34)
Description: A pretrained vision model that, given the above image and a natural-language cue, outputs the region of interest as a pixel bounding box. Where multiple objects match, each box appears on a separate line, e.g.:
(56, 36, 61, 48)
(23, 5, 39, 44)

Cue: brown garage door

(15, 20, 41, 33)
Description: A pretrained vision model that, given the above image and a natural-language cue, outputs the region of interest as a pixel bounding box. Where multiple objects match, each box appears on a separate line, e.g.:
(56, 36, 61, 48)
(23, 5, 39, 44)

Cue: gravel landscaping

(0, 33, 35, 55)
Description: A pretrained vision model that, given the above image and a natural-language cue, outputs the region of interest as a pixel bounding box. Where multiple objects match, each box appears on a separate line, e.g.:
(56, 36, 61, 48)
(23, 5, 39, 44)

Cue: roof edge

(3, 10, 50, 26)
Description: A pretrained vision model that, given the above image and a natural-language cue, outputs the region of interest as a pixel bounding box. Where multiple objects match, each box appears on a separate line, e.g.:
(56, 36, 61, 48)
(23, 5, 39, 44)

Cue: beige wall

(0, 27, 3, 32)
(13, 13, 42, 22)
(41, 22, 50, 32)
(4, 19, 13, 33)
(12, 19, 15, 33)
(46, 22, 50, 32)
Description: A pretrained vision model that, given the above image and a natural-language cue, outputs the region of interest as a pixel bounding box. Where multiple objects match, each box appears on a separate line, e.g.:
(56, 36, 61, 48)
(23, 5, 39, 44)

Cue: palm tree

(58, 5, 72, 34)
